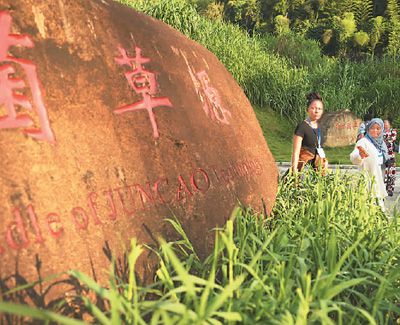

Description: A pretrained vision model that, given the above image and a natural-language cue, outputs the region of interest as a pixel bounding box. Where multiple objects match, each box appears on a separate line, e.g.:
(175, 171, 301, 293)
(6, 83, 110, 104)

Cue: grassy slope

(254, 106, 292, 162)
(121, 0, 387, 166)
(255, 106, 353, 164)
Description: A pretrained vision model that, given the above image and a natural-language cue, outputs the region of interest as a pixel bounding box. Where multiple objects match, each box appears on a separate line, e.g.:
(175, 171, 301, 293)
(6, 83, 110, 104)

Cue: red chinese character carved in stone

(182, 51, 231, 125)
(196, 71, 231, 125)
(0, 11, 55, 143)
(114, 45, 172, 139)
(188, 68, 231, 125)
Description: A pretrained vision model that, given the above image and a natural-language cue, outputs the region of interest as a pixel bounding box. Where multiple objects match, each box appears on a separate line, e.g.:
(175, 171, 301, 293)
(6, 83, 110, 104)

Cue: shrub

(260, 32, 325, 69)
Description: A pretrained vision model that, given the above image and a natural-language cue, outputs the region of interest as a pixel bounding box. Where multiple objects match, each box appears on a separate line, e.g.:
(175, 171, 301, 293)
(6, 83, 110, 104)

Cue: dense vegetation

(1, 171, 399, 323)
(191, 0, 400, 59)
(121, 0, 400, 127)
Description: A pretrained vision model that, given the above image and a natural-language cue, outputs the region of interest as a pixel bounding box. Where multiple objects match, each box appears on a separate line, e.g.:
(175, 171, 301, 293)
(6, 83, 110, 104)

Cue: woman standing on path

(291, 92, 327, 173)
(350, 118, 388, 210)
(383, 118, 397, 196)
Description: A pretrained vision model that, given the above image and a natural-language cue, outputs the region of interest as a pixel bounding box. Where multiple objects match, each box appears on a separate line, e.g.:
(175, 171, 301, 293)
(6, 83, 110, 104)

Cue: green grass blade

(324, 278, 367, 300)
(0, 302, 86, 325)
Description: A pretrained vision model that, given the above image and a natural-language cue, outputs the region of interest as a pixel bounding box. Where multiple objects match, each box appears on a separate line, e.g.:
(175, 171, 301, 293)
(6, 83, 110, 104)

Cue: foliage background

(121, 0, 400, 127)
(196, 0, 400, 59)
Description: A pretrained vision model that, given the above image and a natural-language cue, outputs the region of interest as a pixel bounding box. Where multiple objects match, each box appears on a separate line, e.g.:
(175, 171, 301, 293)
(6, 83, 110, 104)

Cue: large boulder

(0, 0, 278, 306)
(319, 110, 362, 147)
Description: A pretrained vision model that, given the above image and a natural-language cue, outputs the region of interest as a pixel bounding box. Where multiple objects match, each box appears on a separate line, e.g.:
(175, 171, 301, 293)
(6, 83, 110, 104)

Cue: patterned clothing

(383, 128, 397, 196)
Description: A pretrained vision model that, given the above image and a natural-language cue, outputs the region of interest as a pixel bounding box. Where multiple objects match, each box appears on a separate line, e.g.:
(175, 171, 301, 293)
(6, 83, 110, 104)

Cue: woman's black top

(294, 121, 319, 155)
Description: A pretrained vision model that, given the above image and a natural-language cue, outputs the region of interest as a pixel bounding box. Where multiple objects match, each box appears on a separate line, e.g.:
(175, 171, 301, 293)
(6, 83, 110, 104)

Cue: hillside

(119, 0, 398, 165)
(255, 106, 353, 164)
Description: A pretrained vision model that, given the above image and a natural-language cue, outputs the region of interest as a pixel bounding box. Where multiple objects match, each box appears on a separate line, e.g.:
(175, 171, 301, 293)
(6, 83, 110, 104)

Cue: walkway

(276, 162, 400, 214)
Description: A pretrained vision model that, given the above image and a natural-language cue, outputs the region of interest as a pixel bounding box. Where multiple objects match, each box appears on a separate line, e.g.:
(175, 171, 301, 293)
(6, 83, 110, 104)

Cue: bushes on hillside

(260, 33, 325, 69)
(119, 0, 400, 125)
(120, 0, 311, 123)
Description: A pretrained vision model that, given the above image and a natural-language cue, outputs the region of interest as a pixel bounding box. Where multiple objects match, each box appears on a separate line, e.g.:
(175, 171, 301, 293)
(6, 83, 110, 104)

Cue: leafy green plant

(1, 170, 399, 324)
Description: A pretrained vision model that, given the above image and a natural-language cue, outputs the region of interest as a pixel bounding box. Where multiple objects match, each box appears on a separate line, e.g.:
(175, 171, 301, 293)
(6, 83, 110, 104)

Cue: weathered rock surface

(0, 0, 278, 307)
(319, 110, 362, 147)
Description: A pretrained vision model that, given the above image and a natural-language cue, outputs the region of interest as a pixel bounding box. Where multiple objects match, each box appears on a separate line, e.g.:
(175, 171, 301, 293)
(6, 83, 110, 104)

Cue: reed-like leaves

(1, 170, 399, 323)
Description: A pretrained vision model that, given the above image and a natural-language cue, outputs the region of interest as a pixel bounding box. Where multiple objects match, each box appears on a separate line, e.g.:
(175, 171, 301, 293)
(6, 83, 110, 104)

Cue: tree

(274, 14, 290, 35)
(221, 0, 262, 32)
(204, 1, 225, 20)
(273, 0, 289, 15)
(368, 16, 385, 55)
(387, 21, 400, 56)
(322, 12, 357, 57)
(385, 0, 400, 56)
(353, 30, 370, 47)
(352, 0, 374, 30)
(386, 0, 400, 22)
(336, 12, 357, 40)
(202, 0, 399, 59)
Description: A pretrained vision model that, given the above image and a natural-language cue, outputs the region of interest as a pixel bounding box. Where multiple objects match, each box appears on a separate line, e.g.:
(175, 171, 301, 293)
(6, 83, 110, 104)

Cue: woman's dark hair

(306, 92, 323, 106)
(363, 112, 373, 122)
(385, 116, 393, 124)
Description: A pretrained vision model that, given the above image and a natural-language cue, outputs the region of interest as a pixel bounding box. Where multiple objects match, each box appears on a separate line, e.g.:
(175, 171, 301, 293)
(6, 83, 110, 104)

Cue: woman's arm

(291, 135, 303, 172)
(350, 140, 367, 165)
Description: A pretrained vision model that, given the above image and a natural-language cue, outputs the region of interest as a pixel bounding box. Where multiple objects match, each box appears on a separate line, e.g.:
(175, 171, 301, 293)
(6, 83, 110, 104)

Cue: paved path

(276, 162, 400, 214)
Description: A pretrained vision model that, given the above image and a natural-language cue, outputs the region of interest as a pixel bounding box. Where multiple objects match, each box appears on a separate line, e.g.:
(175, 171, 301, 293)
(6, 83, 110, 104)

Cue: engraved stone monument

(319, 110, 362, 147)
(0, 0, 278, 307)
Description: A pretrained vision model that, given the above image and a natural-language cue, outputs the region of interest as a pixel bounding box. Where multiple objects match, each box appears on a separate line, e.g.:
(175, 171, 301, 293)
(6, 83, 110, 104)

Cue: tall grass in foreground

(1, 170, 400, 324)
